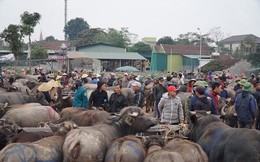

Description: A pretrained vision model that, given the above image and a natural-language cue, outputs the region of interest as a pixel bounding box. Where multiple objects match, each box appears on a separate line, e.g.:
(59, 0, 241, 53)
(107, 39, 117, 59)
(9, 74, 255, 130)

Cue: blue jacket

(73, 86, 88, 108)
(235, 91, 257, 123)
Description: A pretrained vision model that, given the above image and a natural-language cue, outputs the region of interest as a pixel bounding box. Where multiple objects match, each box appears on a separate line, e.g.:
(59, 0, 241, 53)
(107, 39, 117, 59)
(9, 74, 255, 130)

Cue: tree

(157, 36, 175, 45)
(95, 27, 137, 48)
(64, 17, 90, 40)
(127, 42, 152, 54)
(20, 11, 41, 71)
(208, 27, 224, 51)
(31, 43, 48, 60)
(72, 28, 106, 46)
(0, 24, 24, 60)
(247, 52, 260, 67)
(45, 36, 56, 41)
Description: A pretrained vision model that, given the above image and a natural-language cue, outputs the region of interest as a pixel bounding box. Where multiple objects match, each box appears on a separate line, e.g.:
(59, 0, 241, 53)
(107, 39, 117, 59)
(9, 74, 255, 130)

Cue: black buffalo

(189, 112, 260, 162)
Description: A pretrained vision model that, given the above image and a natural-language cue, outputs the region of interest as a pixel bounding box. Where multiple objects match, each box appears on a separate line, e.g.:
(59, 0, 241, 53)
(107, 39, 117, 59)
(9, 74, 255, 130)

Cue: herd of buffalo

(0, 75, 259, 162)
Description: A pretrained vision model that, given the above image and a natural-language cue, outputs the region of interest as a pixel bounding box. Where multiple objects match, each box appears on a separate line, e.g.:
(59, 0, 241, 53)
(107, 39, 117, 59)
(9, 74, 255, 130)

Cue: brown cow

(55, 107, 111, 126)
(0, 121, 78, 162)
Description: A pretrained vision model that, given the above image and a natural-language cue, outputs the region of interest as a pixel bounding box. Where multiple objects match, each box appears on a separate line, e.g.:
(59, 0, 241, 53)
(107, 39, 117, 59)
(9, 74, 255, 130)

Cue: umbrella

(115, 66, 139, 72)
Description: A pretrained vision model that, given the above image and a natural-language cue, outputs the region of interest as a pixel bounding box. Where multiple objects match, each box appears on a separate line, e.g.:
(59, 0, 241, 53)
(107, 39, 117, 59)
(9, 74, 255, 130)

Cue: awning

(67, 51, 146, 60)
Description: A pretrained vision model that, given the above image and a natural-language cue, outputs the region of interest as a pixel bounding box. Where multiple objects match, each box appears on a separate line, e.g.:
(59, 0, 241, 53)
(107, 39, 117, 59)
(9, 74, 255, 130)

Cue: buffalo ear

(125, 116, 135, 126)
(190, 114, 197, 124)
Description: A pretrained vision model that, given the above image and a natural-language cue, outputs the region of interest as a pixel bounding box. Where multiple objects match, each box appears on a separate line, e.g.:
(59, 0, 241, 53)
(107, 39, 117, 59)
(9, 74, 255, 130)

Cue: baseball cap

(167, 85, 178, 92)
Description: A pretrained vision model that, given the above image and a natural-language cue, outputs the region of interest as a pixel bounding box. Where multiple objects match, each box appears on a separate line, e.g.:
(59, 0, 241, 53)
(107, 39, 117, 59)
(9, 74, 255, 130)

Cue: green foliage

(20, 11, 41, 36)
(247, 52, 260, 67)
(31, 43, 48, 60)
(175, 32, 214, 47)
(72, 28, 105, 46)
(157, 36, 175, 45)
(127, 42, 152, 54)
(0, 24, 24, 60)
(64, 17, 90, 40)
(94, 27, 136, 48)
(201, 60, 223, 73)
(45, 36, 56, 41)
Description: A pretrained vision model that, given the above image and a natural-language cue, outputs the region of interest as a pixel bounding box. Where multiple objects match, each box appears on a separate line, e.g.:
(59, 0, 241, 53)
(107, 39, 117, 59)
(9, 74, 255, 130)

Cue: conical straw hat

(38, 83, 52, 92)
(48, 79, 61, 88)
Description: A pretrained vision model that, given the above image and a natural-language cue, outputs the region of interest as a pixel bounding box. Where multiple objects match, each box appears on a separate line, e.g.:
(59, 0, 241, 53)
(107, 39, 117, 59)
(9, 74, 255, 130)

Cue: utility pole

(64, 0, 67, 41)
(197, 28, 202, 73)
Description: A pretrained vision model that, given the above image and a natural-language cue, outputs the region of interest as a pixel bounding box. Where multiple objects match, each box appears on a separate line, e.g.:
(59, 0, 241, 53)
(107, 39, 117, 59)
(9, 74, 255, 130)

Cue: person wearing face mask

(72, 79, 88, 108)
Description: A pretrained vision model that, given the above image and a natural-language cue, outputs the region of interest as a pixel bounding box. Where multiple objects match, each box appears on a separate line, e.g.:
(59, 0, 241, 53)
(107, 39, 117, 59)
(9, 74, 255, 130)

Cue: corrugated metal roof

(183, 55, 211, 59)
(67, 51, 145, 60)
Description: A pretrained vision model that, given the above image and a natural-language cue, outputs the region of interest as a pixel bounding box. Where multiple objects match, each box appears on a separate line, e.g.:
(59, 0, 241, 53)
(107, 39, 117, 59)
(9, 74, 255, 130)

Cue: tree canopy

(45, 36, 56, 42)
(64, 17, 90, 40)
(127, 42, 152, 54)
(0, 24, 24, 60)
(31, 43, 48, 60)
(157, 36, 175, 45)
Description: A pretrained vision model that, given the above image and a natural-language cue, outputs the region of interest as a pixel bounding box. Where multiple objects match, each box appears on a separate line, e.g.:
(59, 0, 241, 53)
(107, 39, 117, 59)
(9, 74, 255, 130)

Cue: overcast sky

(1, 0, 260, 43)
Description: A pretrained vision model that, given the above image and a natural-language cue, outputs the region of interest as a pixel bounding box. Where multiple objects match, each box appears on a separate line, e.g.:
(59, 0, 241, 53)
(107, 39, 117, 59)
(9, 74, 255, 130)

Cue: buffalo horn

(128, 111, 139, 117)
(221, 106, 227, 116)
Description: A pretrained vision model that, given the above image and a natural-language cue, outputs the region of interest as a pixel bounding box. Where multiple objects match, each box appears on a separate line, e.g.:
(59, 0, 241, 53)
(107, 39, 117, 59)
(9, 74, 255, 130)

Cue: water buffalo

(105, 135, 146, 162)
(0, 121, 78, 162)
(0, 91, 49, 106)
(143, 135, 185, 162)
(164, 138, 208, 162)
(189, 112, 260, 162)
(220, 100, 238, 128)
(1, 103, 60, 127)
(63, 106, 157, 162)
(55, 107, 111, 126)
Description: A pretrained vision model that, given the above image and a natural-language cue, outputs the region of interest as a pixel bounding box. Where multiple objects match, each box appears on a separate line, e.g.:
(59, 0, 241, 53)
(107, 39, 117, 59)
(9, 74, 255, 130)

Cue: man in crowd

(193, 86, 217, 114)
(158, 85, 184, 125)
(108, 84, 128, 113)
(209, 82, 222, 114)
(253, 81, 260, 130)
(72, 79, 88, 108)
(153, 77, 167, 119)
(131, 81, 144, 107)
(88, 81, 108, 110)
(235, 82, 257, 129)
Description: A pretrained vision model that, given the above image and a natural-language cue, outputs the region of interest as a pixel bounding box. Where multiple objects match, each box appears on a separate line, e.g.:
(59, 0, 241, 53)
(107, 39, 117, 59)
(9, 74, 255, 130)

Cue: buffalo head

(110, 106, 157, 134)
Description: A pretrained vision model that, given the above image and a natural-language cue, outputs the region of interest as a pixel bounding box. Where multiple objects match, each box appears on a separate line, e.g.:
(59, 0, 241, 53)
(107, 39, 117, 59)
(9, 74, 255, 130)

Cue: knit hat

(167, 85, 178, 92)
(242, 82, 252, 91)
(38, 83, 52, 92)
(239, 79, 247, 86)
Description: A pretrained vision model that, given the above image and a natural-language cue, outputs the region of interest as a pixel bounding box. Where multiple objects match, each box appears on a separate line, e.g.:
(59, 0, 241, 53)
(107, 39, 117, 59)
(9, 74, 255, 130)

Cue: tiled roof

(153, 44, 210, 55)
(36, 40, 70, 51)
(201, 54, 239, 71)
(220, 34, 260, 44)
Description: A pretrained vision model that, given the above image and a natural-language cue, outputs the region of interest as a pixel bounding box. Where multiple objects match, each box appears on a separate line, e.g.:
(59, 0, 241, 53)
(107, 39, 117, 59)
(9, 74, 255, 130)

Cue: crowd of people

(0, 67, 259, 129)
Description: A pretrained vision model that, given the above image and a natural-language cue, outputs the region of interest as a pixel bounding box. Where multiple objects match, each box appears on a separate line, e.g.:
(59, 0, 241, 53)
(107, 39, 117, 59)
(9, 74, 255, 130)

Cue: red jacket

(209, 90, 220, 113)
